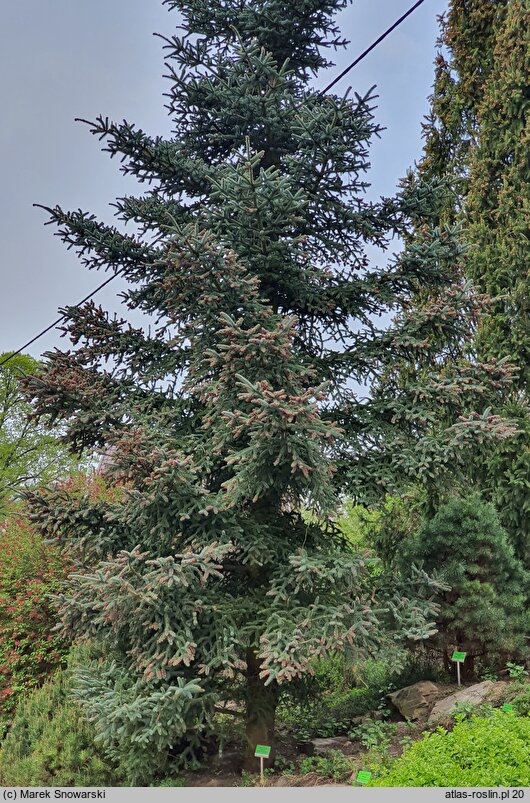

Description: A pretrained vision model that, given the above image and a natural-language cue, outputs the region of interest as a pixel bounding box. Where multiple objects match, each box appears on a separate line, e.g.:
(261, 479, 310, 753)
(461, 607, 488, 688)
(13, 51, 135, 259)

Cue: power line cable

(0, 0, 428, 370)
(0, 271, 123, 369)
(319, 0, 426, 96)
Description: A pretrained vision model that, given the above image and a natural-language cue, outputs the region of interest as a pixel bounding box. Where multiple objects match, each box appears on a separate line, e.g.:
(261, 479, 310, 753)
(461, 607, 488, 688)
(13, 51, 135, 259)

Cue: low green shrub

(312, 654, 354, 694)
(506, 662, 529, 682)
(387, 651, 449, 688)
(451, 701, 477, 720)
(323, 687, 375, 720)
(239, 770, 258, 787)
(0, 653, 122, 787)
(71, 658, 212, 785)
(276, 655, 380, 740)
(277, 687, 377, 742)
(299, 750, 353, 781)
(275, 700, 339, 742)
(350, 720, 396, 750)
(370, 710, 530, 787)
(325, 653, 446, 723)
(510, 686, 530, 716)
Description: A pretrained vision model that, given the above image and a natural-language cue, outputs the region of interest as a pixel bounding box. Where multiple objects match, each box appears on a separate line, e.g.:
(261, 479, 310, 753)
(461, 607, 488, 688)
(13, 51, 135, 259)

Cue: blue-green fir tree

(22, 0, 517, 782)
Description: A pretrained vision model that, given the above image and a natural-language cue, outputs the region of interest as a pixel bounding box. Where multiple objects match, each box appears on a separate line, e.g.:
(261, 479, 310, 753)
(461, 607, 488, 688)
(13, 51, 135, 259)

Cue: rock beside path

(428, 681, 507, 722)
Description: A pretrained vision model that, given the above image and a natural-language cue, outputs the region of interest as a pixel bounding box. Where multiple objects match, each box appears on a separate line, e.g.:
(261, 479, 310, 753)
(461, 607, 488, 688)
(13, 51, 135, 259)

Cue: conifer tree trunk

(244, 648, 278, 769)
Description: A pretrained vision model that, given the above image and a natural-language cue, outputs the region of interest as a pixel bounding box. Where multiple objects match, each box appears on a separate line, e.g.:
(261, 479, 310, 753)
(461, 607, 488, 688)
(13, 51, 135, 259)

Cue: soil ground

(179, 679, 519, 787)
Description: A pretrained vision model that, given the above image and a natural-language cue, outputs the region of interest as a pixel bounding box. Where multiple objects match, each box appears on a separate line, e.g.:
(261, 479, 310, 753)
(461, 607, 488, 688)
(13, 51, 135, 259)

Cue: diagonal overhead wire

(319, 0, 426, 96)
(0, 271, 123, 368)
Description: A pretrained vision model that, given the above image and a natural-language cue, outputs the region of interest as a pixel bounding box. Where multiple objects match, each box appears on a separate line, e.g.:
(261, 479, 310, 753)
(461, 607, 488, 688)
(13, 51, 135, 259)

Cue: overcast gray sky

(0, 0, 448, 361)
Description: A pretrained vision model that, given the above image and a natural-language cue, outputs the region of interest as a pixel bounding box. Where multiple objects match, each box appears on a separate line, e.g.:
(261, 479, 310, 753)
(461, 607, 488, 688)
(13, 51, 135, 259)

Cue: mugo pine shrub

(397, 494, 529, 676)
(0, 652, 122, 787)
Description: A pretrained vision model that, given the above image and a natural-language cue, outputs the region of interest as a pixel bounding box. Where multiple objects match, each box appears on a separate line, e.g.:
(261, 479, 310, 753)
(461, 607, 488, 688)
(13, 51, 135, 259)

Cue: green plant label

(502, 704, 514, 712)
(451, 651, 467, 662)
(254, 744, 271, 758)
(356, 770, 372, 784)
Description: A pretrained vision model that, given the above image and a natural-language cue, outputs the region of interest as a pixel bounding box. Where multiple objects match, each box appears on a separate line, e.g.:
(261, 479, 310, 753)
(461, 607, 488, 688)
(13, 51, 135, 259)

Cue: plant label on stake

(451, 651, 467, 687)
(356, 770, 372, 784)
(255, 745, 271, 783)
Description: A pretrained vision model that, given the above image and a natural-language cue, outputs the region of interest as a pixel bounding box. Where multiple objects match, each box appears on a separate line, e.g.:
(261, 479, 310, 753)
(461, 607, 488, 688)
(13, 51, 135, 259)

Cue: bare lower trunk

(443, 649, 451, 676)
(444, 646, 475, 682)
(242, 648, 278, 770)
(462, 654, 475, 681)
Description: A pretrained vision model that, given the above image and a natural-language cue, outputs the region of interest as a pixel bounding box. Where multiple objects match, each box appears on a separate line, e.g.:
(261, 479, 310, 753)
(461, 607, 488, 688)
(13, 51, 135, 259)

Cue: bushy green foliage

(351, 720, 396, 751)
(486, 405, 530, 569)
(277, 691, 370, 743)
(365, 493, 424, 569)
(299, 750, 353, 781)
(31, 472, 127, 566)
(324, 688, 375, 723)
(370, 710, 530, 787)
(239, 769, 259, 787)
(72, 658, 213, 785)
(278, 654, 444, 741)
(0, 508, 69, 737)
(276, 656, 383, 741)
(506, 662, 529, 682)
(511, 687, 530, 717)
(386, 650, 449, 688)
(0, 658, 122, 787)
(419, 0, 529, 389)
(0, 476, 120, 738)
(334, 500, 380, 547)
(397, 494, 529, 667)
(464, 1, 530, 392)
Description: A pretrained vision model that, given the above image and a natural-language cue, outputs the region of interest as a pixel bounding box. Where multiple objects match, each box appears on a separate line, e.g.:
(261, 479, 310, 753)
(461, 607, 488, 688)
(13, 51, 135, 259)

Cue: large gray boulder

(387, 681, 441, 720)
(428, 680, 506, 722)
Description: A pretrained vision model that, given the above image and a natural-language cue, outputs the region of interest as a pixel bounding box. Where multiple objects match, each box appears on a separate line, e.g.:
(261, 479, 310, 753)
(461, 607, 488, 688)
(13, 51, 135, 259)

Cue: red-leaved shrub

(0, 507, 70, 736)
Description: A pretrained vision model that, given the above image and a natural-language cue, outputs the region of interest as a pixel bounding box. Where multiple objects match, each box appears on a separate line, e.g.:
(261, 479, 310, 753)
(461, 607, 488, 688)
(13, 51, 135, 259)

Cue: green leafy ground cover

(369, 711, 530, 787)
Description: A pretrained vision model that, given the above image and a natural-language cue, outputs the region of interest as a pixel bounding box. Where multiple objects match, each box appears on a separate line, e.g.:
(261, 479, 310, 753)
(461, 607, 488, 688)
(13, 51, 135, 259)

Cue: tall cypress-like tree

(23, 0, 517, 780)
(422, 0, 529, 383)
(420, 0, 507, 210)
(465, 1, 529, 384)
(418, 0, 529, 564)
